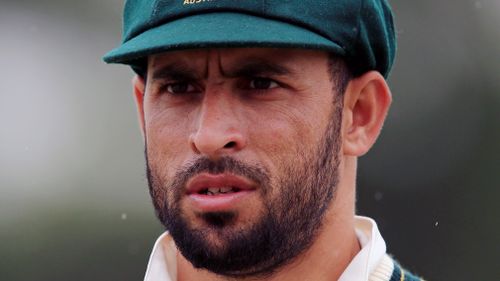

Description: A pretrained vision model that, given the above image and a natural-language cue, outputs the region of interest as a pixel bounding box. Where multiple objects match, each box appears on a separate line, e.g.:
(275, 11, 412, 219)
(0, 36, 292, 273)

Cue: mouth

(185, 173, 257, 212)
(197, 186, 242, 196)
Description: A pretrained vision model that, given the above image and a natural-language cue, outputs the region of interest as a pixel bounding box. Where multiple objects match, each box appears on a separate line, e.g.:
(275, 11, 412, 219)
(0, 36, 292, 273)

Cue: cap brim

(103, 12, 345, 65)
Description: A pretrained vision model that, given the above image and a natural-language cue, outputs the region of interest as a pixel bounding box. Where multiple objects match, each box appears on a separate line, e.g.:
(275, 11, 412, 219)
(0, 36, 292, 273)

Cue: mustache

(169, 156, 270, 193)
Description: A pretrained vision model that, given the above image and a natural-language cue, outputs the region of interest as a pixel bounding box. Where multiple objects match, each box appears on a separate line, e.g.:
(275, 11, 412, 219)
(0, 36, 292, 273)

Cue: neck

(177, 157, 359, 281)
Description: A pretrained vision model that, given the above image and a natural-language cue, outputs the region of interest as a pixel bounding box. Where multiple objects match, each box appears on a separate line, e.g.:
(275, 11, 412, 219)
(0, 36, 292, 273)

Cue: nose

(189, 92, 246, 158)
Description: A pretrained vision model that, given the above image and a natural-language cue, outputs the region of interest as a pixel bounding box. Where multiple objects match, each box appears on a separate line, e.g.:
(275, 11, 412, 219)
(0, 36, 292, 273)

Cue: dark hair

(327, 54, 353, 99)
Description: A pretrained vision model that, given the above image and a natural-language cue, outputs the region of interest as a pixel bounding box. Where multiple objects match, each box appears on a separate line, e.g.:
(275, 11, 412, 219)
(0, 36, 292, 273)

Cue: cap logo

(183, 0, 215, 5)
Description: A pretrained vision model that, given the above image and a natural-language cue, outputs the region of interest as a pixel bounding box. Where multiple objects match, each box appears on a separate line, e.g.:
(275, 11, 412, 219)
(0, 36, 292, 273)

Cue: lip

(185, 173, 257, 212)
(186, 173, 255, 195)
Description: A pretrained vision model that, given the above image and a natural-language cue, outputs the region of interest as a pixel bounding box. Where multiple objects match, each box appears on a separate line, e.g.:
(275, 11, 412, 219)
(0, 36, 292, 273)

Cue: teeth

(204, 187, 234, 195)
(207, 187, 219, 195)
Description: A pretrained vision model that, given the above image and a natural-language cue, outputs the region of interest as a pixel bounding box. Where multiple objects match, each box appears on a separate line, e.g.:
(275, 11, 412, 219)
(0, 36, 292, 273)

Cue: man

(104, 0, 424, 280)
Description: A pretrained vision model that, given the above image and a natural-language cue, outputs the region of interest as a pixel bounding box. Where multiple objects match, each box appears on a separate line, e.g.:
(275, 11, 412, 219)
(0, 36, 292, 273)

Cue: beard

(145, 100, 343, 278)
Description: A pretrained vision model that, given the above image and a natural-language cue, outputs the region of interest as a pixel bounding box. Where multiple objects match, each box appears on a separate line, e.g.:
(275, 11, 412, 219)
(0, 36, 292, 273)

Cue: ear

(132, 75, 146, 138)
(342, 71, 392, 156)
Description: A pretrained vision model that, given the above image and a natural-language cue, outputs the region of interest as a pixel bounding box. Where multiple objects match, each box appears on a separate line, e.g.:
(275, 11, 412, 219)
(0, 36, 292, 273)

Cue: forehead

(147, 48, 329, 72)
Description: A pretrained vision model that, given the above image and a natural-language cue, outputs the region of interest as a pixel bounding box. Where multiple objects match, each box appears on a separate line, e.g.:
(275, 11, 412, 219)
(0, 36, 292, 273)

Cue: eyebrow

(222, 60, 295, 78)
(151, 63, 201, 81)
(151, 58, 295, 81)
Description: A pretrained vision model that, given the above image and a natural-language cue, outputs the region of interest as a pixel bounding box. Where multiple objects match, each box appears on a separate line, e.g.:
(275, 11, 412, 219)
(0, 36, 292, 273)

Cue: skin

(132, 48, 392, 281)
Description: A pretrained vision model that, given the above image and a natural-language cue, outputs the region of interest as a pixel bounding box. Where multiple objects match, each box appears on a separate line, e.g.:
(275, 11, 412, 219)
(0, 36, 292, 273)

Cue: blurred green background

(0, 0, 498, 280)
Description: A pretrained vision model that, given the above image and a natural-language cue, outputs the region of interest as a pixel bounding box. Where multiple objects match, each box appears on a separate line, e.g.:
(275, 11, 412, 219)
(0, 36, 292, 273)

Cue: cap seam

(352, 0, 364, 58)
(150, 0, 157, 24)
(149, 0, 161, 33)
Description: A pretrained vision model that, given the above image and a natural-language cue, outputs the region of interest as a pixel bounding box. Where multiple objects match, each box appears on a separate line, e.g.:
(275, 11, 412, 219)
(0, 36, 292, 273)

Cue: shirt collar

(338, 216, 387, 281)
(144, 232, 176, 281)
(144, 216, 386, 281)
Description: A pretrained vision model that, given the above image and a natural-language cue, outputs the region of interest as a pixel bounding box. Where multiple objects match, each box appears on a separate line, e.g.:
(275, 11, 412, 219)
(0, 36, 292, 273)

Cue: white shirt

(144, 216, 389, 281)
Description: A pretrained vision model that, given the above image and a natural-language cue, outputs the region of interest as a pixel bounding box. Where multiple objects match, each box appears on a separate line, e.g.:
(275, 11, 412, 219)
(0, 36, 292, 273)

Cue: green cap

(103, 0, 396, 78)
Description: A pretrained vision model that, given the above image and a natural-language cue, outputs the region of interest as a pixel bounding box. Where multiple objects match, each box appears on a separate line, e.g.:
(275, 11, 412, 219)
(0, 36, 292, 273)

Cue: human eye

(248, 77, 279, 90)
(160, 81, 198, 95)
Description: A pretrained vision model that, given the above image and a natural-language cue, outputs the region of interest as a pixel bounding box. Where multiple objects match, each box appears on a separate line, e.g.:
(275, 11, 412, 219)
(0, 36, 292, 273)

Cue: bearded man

(104, 0, 425, 280)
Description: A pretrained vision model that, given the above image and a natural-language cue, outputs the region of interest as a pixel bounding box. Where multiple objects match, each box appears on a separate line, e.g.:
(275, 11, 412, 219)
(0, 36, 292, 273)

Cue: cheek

(144, 107, 193, 178)
(248, 105, 323, 176)
(247, 95, 334, 188)
(250, 102, 323, 149)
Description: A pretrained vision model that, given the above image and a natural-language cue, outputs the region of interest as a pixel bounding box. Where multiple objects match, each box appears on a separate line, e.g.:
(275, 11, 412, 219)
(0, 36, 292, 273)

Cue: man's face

(142, 48, 345, 277)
